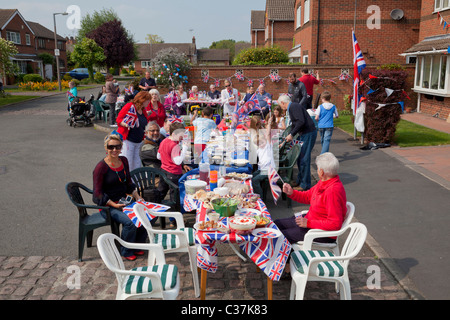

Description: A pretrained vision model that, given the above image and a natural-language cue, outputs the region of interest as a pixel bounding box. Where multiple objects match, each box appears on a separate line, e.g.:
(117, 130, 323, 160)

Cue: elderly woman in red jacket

(274, 152, 347, 245)
(146, 89, 166, 128)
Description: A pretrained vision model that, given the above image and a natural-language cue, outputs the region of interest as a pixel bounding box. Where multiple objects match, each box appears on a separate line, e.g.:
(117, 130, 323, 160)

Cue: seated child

(191, 106, 217, 159)
(157, 122, 191, 209)
(251, 116, 276, 197)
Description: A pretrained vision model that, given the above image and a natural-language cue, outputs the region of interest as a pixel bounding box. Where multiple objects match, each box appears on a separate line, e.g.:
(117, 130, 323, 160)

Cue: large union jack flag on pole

(352, 30, 366, 116)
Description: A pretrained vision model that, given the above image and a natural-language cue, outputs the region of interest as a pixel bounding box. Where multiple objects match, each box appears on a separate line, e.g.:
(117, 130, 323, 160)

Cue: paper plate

(251, 228, 282, 239)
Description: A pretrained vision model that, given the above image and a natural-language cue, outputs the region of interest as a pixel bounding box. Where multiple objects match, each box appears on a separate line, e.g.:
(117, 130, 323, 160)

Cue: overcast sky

(3, 0, 265, 48)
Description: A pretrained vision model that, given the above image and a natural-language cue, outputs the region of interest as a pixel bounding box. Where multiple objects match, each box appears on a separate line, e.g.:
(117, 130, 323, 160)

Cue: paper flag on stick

(369, 74, 378, 79)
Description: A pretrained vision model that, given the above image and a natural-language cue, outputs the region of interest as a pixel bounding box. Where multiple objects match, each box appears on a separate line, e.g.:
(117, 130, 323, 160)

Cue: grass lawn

(0, 95, 39, 107)
(334, 114, 450, 147)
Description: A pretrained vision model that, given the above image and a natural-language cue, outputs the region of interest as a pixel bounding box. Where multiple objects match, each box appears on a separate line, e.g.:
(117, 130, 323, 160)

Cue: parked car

(66, 68, 90, 80)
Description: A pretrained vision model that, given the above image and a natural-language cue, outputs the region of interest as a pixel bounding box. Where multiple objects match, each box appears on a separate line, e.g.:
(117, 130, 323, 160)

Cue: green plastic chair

(65, 182, 120, 261)
(130, 167, 181, 229)
(93, 100, 110, 123)
(278, 144, 301, 207)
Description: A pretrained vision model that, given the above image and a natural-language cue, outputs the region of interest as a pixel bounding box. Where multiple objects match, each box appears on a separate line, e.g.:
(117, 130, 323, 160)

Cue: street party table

(194, 194, 292, 300)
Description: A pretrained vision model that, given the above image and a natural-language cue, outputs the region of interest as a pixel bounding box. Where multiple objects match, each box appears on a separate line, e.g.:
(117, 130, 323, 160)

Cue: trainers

(110, 124, 118, 128)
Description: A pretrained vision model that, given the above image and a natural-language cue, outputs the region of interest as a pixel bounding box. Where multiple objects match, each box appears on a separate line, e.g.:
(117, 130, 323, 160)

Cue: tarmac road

(1, 90, 449, 299)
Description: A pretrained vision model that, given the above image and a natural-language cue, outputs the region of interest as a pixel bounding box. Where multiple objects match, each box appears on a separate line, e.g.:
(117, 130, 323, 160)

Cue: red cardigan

(116, 102, 149, 141)
(145, 101, 166, 128)
(288, 176, 347, 231)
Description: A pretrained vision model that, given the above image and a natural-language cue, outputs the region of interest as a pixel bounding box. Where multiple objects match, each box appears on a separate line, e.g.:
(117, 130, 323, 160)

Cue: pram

(66, 94, 95, 127)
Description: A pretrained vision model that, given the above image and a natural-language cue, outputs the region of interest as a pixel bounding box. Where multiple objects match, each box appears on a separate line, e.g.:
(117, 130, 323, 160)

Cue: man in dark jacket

(288, 72, 308, 107)
(278, 94, 317, 191)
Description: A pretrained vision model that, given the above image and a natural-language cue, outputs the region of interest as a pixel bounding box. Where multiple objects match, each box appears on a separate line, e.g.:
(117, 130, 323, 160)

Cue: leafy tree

(71, 38, 106, 80)
(210, 39, 236, 63)
(76, 8, 119, 41)
(0, 38, 19, 79)
(151, 48, 191, 88)
(87, 19, 135, 70)
(145, 34, 164, 44)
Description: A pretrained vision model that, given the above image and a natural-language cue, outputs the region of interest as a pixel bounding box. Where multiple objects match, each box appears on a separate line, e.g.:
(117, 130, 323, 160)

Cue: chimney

(192, 36, 196, 45)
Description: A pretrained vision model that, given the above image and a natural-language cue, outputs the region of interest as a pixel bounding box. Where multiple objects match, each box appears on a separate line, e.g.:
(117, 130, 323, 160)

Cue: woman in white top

(221, 79, 240, 116)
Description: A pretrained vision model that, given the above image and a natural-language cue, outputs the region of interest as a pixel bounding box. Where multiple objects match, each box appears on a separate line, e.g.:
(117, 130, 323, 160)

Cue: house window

(435, 0, 450, 11)
(141, 61, 151, 68)
(304, 0, 310, 23)
(6, 31, 21, 44)
(57, 41, 65, 50)
(38, 38, 46, 48)
(415, 55, 449, 95)
(296, 6, 302, 28)
(13, 60, 27, 74)
(303, 55, 309, 64)
(25, 34, 31, 46)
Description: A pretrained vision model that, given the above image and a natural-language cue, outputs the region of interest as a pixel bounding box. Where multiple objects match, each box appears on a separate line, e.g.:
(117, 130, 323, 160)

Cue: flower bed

(18, 80, 70, 91)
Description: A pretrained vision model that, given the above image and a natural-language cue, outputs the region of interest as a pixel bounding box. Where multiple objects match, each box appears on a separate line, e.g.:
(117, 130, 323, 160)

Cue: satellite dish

(390, 9, 404, 20)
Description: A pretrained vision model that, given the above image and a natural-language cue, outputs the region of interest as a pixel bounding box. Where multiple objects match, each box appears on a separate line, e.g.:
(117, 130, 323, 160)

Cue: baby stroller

(66, 94, 95, 127)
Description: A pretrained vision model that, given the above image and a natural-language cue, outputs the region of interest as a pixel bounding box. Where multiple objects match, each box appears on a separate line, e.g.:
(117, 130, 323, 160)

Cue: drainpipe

(417, 93, 421, 113)
(316, 0, 321, 64)
(271, 20, 274, 47)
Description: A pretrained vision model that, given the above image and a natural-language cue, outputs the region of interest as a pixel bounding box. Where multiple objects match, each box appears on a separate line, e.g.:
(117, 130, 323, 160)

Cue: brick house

(134, 37, 230, 74)
(251, 10, 266, 48)
(264, 0, 295, 51)
(0, 9, 67, 84)
(291, 0, 421, 65)
(402, 0, 450, 120)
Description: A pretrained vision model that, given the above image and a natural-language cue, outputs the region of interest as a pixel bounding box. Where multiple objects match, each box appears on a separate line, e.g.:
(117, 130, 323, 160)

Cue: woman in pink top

(274, 152, 347, 244)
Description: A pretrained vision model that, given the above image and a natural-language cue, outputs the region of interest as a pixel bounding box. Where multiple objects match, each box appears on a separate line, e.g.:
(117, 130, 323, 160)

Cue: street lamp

(53, 12, 68, 91)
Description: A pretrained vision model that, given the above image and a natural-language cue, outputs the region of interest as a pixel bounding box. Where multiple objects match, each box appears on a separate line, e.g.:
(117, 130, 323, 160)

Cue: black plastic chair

(66, 182, 120, 261)
(130, 167, 181, 229)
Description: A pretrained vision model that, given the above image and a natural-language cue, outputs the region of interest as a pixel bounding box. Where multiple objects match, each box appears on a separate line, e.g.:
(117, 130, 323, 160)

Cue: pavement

(0, 89, 449, 302)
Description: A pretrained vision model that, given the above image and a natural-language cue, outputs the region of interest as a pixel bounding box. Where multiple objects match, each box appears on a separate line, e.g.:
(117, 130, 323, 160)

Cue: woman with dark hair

(116, 91, 151, 172)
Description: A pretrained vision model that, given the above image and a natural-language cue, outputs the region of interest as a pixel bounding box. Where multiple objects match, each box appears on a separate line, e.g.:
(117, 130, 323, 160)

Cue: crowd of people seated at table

(93, 69, 346, 264)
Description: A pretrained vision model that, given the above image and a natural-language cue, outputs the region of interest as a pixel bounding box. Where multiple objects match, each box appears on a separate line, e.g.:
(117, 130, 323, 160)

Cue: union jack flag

(269, 73, 281, 82)
(123, 201, 169, 228)
(268, 167, 282, 204)
(168, 114, 184, 123)
(243, 93, 262, 114)
(214, 79, 220, 88)
(235, 73, 244, 81)
(264, 97, 272, 107)
(123, 105, 139, 128)
(352, 30, 366, 116)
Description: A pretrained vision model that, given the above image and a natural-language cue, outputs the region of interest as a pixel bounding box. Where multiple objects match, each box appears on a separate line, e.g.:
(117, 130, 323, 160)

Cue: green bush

(233, 46, 289, 65)
(63, 73, 73, 81)
(23, 74, 43, 83)
(94, 72, 105, 83)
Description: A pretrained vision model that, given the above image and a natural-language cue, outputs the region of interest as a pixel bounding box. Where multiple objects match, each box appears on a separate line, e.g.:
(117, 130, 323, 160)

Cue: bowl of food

(255, 216, 271, 228)
(185, 180, 207, 195)
(231, 159, 250, 167)
(211, 198, 240, 217)
(229, 216, 257, 235)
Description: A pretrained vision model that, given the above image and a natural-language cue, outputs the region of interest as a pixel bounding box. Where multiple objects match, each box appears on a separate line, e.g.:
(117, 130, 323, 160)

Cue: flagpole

(353, 0, 358, 141)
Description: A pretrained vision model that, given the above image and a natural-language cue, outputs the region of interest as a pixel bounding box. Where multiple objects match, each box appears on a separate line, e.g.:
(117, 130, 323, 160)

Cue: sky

(2, 0, 266, 48)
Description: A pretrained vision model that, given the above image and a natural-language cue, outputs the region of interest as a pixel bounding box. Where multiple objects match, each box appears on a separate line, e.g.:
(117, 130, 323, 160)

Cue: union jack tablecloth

(195, 199, 291, 282)
(123, 201, 170, 228)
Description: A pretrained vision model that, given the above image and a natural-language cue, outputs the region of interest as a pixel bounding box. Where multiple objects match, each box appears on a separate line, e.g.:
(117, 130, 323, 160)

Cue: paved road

(1, 91, 449, 299)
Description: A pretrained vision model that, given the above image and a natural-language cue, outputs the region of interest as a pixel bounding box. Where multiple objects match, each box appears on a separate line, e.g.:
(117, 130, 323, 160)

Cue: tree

(71, 38, 106, 81)
(151, 48, 191, 88)
(145, 34, 164, 44)
(87, 19, 135, 70)
(76, 8, 120, 41)
(210, 39, 236, 63)
(0, 38, 19, 82)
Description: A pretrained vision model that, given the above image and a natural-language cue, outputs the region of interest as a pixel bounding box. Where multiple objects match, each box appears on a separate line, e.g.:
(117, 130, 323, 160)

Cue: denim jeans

(296, 129, 317, 190)
(319, 127, 334, 154)
(251, 171, 268, 198)
(101, 207, 147, 257)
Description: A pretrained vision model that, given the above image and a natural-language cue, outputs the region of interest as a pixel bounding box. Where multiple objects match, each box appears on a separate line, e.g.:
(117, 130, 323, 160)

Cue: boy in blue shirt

(192, 106, 217, 159)
(315, 91, 339, 154)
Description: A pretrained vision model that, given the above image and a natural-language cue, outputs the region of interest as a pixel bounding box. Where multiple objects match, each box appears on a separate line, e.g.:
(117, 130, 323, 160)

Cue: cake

(229, 216, 256, 235)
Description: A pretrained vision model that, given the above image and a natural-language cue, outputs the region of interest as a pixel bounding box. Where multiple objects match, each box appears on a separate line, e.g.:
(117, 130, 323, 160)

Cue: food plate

(194, 222, 218, 232)
(251, 228, 282, 239)
(237, 208, 261, 217)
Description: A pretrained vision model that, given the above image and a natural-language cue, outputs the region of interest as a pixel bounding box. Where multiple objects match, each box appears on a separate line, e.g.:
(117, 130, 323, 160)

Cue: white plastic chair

(292, 201, 355, 256)
(289, 222, 367, 300)
(97, 233, 180, 300)
(133, 203, 200, 298)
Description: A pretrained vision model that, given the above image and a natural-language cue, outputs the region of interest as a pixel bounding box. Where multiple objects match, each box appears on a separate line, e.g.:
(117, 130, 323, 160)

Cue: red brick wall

(265, 20, 295, 51)
(1, 14, 35, 56)
(418, 0, 450, 41)
(419, 96, 450, 120)
(186, 64, 417, 112)
(251, 30, 265, 48)
(294, 0, 421, 66)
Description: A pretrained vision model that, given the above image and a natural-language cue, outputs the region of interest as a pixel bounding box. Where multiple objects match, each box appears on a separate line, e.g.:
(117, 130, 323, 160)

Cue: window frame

(296, 5, 302, 29)
(435, 0, 450, 11)
(414, 54, 450, 96)
(6, 31, 21, 44)
(304, 0, 310, 24)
